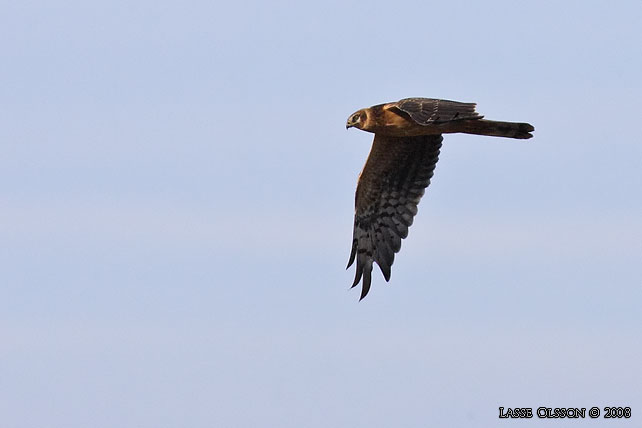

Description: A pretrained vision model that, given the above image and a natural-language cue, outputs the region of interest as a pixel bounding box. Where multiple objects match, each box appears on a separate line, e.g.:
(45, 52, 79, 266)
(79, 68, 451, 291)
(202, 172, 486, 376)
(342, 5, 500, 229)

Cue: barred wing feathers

(395, 98, 482, 124)
(347, 134, 443, 299)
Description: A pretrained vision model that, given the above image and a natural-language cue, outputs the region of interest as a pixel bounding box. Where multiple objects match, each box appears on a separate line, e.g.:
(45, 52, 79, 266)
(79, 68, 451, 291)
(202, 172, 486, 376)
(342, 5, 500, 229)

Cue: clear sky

(1, 1, 641, 427)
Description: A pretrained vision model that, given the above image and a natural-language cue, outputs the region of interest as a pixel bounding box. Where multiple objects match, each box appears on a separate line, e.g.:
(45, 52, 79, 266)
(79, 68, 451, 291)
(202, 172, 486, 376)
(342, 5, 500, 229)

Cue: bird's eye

(353, 114, 360, 122)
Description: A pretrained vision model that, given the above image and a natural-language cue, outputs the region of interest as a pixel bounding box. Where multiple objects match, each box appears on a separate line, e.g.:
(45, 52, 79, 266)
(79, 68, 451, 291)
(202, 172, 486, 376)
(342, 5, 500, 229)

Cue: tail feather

(462, 119, 534, 139)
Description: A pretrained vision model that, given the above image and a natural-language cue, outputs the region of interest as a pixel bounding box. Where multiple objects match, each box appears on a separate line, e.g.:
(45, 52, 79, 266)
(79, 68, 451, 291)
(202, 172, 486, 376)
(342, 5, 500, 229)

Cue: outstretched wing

(394, 98, 482, 125)
(347, 134, 443, 299)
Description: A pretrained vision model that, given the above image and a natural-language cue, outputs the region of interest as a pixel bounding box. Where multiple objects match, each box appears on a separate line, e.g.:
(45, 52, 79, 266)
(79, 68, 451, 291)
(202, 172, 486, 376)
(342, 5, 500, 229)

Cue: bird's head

(346, 109, 366, 130)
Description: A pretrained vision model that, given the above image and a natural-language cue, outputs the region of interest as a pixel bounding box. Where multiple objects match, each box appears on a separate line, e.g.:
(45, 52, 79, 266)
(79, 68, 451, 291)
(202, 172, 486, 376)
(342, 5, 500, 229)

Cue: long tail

(461, 119, 534, 139)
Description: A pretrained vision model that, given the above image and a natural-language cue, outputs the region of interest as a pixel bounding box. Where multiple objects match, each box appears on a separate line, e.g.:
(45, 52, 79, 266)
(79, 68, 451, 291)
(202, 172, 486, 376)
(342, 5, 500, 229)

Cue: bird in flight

(346, 97, 534, 300)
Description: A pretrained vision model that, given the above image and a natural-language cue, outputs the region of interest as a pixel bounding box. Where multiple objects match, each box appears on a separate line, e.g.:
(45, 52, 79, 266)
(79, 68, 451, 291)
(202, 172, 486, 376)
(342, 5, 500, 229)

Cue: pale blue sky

(1, 1, 641, 427)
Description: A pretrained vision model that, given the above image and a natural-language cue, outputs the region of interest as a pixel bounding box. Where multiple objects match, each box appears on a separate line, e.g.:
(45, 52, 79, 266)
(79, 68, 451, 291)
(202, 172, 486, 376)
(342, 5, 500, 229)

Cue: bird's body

(346, 97, 534, 299)
(349, 98, 533, 138)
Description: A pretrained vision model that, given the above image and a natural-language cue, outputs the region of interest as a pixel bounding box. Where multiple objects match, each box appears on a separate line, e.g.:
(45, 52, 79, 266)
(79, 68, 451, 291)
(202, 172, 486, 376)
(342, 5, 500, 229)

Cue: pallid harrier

(346, 97, 533, 299)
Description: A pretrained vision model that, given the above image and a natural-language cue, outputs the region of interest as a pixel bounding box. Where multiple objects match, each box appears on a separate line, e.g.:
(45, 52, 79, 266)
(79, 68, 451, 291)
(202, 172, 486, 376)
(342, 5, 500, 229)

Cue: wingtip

(378, 263, 391, 282)
(359, 263, 372, 300)
(351, 268, 362, 289)
(346, 240, 357, 269)
(359, 284, 370, 301)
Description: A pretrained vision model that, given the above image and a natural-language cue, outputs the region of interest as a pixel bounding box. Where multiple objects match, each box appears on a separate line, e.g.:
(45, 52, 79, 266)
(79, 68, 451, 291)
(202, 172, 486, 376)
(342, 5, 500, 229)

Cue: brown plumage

(346, 97, 534, 300)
